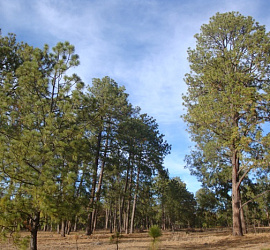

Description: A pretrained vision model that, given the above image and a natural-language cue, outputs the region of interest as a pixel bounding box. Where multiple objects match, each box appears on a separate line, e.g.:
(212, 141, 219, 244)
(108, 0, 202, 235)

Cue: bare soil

(1, 229, 270, 250)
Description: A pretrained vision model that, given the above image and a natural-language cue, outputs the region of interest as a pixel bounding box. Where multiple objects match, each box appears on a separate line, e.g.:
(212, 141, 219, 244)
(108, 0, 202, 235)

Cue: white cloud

(1, 0, 270, 193)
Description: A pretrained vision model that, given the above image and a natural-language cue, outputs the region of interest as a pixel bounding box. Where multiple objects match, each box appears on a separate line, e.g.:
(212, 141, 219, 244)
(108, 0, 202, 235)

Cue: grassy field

(1, 229, 270, 249)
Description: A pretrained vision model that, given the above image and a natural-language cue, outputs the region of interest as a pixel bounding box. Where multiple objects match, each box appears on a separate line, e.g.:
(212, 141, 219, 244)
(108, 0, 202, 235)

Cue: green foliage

(154, 175, 196, 229)
(183, 11, 270, 173)
(0, 32, 85, 249)
(0, 231, 30, 250)
(13, 233, 30, 250)
(0, 30, 173, 247)
(195, 188, 220, 227)
(183, 11, 270, 235)
(148, 225, 162, 241)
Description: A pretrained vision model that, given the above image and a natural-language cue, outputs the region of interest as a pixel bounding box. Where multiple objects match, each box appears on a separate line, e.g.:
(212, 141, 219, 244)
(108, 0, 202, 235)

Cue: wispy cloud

(1, 0, 269, 193)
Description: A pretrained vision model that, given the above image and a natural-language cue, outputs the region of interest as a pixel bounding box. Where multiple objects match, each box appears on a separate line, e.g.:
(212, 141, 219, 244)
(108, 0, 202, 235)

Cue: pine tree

(84, 76, 132, 235)
(0, 33, 84, 249)
(183, 12, 270, 236)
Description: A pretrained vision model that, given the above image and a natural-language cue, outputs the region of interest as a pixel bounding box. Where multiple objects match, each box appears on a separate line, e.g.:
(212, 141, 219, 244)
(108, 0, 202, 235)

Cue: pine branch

(240, 190, 270, 209)
(23, 159, 41, 174)
(2, 168, 35, 186)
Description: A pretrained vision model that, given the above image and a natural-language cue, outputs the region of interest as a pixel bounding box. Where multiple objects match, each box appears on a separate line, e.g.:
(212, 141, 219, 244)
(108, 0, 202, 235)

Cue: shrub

(148, 225, 162, 242)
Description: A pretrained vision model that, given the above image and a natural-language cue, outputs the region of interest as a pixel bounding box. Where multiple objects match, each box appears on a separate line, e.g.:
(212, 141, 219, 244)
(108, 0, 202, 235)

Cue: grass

(1, 229, 270, 249)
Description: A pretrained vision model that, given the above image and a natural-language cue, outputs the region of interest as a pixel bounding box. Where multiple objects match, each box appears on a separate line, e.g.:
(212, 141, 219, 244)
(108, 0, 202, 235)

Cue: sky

(1, 0, 270, 194)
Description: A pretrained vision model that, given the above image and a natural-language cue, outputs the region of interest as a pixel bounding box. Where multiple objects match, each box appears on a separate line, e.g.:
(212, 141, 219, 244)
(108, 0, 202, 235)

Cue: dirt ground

(1, 229, 270, 250)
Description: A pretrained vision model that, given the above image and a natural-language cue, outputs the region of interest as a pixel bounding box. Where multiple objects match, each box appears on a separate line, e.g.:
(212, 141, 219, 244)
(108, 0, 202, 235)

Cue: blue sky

(1, 0, 270, 194)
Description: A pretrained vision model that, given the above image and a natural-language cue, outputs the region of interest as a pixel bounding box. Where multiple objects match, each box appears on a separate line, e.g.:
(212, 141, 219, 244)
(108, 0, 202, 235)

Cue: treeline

(0, 32, 196, 250)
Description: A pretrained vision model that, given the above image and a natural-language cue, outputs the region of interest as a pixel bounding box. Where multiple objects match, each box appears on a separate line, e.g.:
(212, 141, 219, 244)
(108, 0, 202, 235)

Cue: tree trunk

(125, 155, 134, 234)
(232, 150, 243, 236)
(119, 155, 131, 233)
(86, 131, 102, 235)
(110, 206, 113, 233)
(123, 212, 126, 232)
(61, 220, 66, 237)
(162, 205, 166, 230)
(105, 208, 109, 230)
(73, 215, 78, 232)
(29, 211, 40, 250)
(171, 223, 175, 232)
(125, 199, 131, 234)
(92, 138, 108, 232)
(92, 210, 97, 232)
(66, 221, 71, 235)
(267, 211, 270, 227)
(118, 197, 122, 233)
(43, 215, 47, 231)
(130, 192, 137, 233)
(130, 167, 140, 234)
(114, 205, 117, 232)
(240, 200, 247, 234)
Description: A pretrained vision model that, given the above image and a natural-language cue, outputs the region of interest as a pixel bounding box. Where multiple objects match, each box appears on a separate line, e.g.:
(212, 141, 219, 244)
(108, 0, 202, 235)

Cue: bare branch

(237, 165, 253, 189)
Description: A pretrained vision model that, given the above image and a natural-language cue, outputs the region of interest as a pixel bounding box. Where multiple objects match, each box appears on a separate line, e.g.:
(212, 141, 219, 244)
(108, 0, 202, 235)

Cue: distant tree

(239, 177, 270, 228)
(128, 114, 171, 233)
(152, 170, 169, 230)
(159, 177, 196, 230)
(100, 110, 170, 234)
(195, 188, 219, 228)
(183, 12, 270, 236)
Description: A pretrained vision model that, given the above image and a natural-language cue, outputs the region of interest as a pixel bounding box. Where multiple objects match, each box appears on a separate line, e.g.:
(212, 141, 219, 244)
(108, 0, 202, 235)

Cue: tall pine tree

(183, 12, 270, 236)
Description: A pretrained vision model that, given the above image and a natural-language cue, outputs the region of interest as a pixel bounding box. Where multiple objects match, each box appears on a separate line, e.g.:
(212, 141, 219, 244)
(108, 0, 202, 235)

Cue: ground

(1, 229, 270, 249)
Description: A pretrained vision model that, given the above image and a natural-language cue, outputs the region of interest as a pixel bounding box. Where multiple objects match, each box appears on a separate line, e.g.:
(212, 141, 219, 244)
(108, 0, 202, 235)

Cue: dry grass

(1, 229, 270, 249)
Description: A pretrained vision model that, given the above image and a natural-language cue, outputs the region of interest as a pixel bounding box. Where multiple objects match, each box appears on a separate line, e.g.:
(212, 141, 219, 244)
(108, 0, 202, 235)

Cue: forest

(0, 11, 270, 250)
